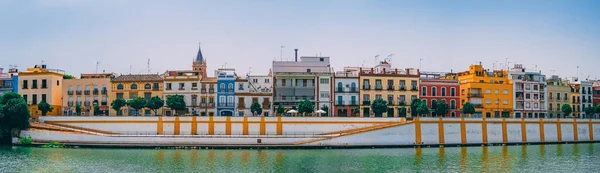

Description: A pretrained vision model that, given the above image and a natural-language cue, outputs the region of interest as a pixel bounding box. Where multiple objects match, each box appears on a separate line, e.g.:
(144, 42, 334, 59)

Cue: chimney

(294, 49, 298, 62)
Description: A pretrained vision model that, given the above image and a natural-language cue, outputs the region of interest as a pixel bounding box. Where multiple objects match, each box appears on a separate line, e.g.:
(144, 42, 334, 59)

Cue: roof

(112, 74, 162, 82)
(195, 44, 204, 62)
(201, 77, 217, 83)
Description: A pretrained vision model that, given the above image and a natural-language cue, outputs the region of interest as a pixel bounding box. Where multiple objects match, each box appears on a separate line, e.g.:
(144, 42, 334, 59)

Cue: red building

(419, 74, 461, 117)
(594, 86, 600, 107)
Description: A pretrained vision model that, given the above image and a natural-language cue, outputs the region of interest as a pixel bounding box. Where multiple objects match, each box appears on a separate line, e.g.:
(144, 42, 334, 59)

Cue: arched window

(441, 87, 446, 96)
(220, 83, 225, 91)
(145, 84, 151, 90)
(421, 86, 427, 96)
(337, 82, 342, 92)
(117, 84, 124, 90)
(131, 84, 138, 90)
(351, 82, 356, 91)
(228, 83, 233, 90)
(451, 100, 456, 109)
(432, 87, 437, 96)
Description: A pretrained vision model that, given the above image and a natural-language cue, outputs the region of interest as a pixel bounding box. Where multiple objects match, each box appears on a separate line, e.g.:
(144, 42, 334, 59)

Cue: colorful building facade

(509, 64, 547, 118)
(359, 61, 420, 118)
(333, 68, 360, 117)
(199, 77, 217, 116)
(216, 68, 236, 116)
(62, 73, 115, 116)
(594, 86, 600, 107)
(458, 64, 513, 118)
(546, 75, 571, 118)
(109, 74, 164, 116)
(419, 73, 461, 117)
(18, 64, 64, 118)
(163, 70, 201, 115)
(235, 74, 273, 116)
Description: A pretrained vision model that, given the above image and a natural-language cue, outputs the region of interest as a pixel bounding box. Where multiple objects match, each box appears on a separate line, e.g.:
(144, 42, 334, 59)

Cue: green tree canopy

(1, 93, 30, 129)
(93, 104, 101, 115)
(37, 101, 53, 116)
(75, 104, 82, 115)
(166, 95, 186, 116)
(276, 104, 285, 116)
(62, 74, 74, 79)
(461, 102, 476, 116)
(561, 104, 572, 117)
(434, 100, 449, 117)
(416, 101, 430, 117)
(251, 102, 263, 116)
(111, 98, 126, 115)
(321, 105, 329, 117)
(410, 99, 421, 117)
(127, 97, 147, 116)
(352, 107, 360, 114)
(0, 92, 22, 105)
(370, 98, 388, 116)
(584, 106, 595, 117)
(399, 106, 407, 117)
(145, 96, 164, 116)
(297, 99, 314, 116)
(595, 105, 600, 114)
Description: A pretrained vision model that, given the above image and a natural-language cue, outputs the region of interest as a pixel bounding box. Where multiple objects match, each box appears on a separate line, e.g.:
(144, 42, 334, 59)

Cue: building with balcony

(110, 74, 163, 116)
(235, 74, 273, 116)
(546, 76, 571, 118)
(199, 77, 217, 116)
(272, 54, 333, 115)
(62, 73, 115, 116)
(594, 86, 600, 107)
(333, 68, 360, 117)
(0, 67, 18, 96)
(358, 61, 420, 118)
(163, 70, 202, 116)
(458, 64, 513, 118)
(509, 64, 547, 118)
(216, 68, 237, 116)
(419, 72, 461, 117)
(569, 78, 593, 118)
(18, 64, 65, 118)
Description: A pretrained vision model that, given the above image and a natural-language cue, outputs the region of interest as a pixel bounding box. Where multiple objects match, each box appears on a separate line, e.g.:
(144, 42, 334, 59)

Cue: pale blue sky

(1, 0, 599, 79)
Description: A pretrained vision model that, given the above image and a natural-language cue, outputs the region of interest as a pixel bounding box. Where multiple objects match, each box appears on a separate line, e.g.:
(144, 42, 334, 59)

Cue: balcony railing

(362, 101, 371, 105)
(350, 101, 358, 106)
(375, 85, 383, 90)
(93, 89, 99, 95)
(84, 90, 90, 95)
(473, 104, 483, 108)
(399, 101, 406, 106)
(237, 103, 245, 108)
(468, 93, 483, 97)
(101, 101, 107, 106)
(102, 90, 107, 95)
(387, 101, 394, 105)
(387, 86, 394, 90)
(336, 101, 345, 106)
(363, 85, 371, 90)
(201, 88, 207, 92)
(228, 89, 233, 93)
(76, 90, 82, 95)
(337, 87, 343, 92)
(179, 87, 185, 90)
(209, 88, 215, 93)
(411, 86, 418, 91)
(450, 106, 456, 110)
(67, 101, 73, 106)
(67, 91, 74, 95)
(400, 86, 406, 91)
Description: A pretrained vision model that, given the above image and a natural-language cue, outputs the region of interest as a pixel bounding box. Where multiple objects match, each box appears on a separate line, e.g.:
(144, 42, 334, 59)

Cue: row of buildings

(2, 46, 600, 119)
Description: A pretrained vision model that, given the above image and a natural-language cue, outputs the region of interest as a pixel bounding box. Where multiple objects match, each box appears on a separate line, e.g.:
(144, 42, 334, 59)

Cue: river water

(1, 144, 599, 172)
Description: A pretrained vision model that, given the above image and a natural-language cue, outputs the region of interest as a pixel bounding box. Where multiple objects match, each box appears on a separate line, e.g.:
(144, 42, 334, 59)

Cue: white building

(509, 64, 547, 118)
(578, 80, 593, 118)
(333, 68, 360, 117)
(163, 70, 202, 115)
(235, 74, 273, 116)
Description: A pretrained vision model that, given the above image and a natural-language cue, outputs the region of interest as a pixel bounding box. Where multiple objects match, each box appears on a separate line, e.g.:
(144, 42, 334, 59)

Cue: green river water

(1, 144, 599, 172)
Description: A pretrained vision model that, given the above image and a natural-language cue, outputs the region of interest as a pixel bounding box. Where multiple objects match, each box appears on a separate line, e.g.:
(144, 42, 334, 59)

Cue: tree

(416, 101, 430, 117)
(145, 96, 164, 116)
(399, 106, 407, 117)
(251, 102, 263, 116)
(37, 101, 53, 116)
(0, 92, 21, 105)
(595, 105, 600, 118)
(434, 100, 449, 117)
(0, 94, 30, 130)
(410, 99, 421, 117)
(461, 102, 476, 118)
(75, 104, 82, 116)
(352, 107, 360, 114)
(297, 99, 314, 116)
(584, 106, 595, 118)
(276, 104, 285, 116)
(166, 95, 186, 116)
(370, 98, 388, 117)
(62, 74, 74, 79)
(93, 104, 101, 116)
(127, 97, 147, 116)
(321, 105, 329, 117)
(561, 104, 572, 118)
(111, 98, 126, 116)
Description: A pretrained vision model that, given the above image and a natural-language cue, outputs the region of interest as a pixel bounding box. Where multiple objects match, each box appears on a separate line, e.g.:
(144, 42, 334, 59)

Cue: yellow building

(546, 76, 570, 118)
(110, 74, 164, 116)
(18, 65, 64, 118)
(569, 83, 581, 118)
(457, 64, 513, 118)
(62, 73, 115, 116)
(358, 61, 420, 118)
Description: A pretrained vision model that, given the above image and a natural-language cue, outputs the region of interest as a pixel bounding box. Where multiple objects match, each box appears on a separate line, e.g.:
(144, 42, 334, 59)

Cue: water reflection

(415, 147, 422, 167)
(241, 151, 249, 166)
(460, 147, 467, 172)
(437, 147, 445, 167)
(481, 146, 489, 172)
(156, 150, 165, 166)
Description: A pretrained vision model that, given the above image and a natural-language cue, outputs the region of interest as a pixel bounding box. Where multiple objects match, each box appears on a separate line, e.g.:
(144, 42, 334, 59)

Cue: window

(337, 96, 343, 104)
(41, 94, 46, 102)
(400, 95, 406, 102)
(495, 89, 499, 94)
(131, 84, 137, 90)
(76, 96, 81, 105)
(22, 80, 28, 89)
(351, 82, 356, 91)
(192, 83, 198, 90)
(41, 79, 47, 88)
(102, 96, 107, 105)
(411, 95, 417, 102)
(363, 94, 370, 101)
(32, 94, 38, 104)
(486, 100, 491, 104)
(526, 93, 531, 99)
(23, 95, 28, 103)
(503, 100, 508, 105)
(387, 95, 394, 104)
(144, 93, 151, 101)
(228, 83, 233, 91)
(220, 96, 225, 104)
(533, 85, 539, 91)
(564, 93, 568, 101)
(495, 100, 499, 104)
(534, 94, 539, 100)
(450, 100, 456, 109)
(525, 84, 531, 90)
(503, 90, 508, 94)
(431, 100, 436, 108)
(411, 80, 417, 88)
(451, 88, 456, 96)
(144, 84, 151, 90)
(153, 83, 159, 90)
(485, 89, 490, 94)
(320, 91, 330, 98)
(265, 79, 270, 83)
(387, 80, 393, 89)
(306, 69, 311, 73)
(557, 104, 560, 111)
(337, 82, 343, 91)
(166, 83, 172, 90)
(220, 83, 225, 90)
(375, 80, 382, 89)
(238, 83, 244, 90)
(179, 83, 185, 90)
(116, 93, 123, 99)
(363, 79, 370, 89)
(130, 93, 137, 98)
(56, 80, 59, 86)
(281, 79, 287, 87)
(400, 80, 406, 88)
(441, 88, 446, 96)
(422, 87, 427, 96)
(526, 102, 531, 108)
(375, 94, 382, 100)
(32, 80, 38, 89)
(534, 103, 539, 108)
(320, 78, 329, 84)
(432, 87, 437, 96)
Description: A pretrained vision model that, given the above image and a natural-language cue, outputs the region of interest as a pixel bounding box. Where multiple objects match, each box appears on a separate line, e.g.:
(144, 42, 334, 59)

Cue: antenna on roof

(147, 58, 151, 73)
(95, 61, 100, 74)
(129, 65, 132, 74)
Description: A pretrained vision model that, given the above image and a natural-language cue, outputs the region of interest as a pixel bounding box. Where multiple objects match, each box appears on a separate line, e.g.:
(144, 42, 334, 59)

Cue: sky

(1, 0, 599, 79)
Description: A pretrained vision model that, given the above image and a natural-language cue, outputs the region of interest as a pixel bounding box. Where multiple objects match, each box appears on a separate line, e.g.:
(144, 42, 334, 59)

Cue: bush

(19, 136, 32, 146)
(42, 141, 64, 148)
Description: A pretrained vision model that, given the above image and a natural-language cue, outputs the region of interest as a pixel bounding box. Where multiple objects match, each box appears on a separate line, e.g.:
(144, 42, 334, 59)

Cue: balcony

(335, 101, 345, 106)
(411, 86, 418, 91)
(468, 93, 484, 98)
(179, 87, 185, 91)
(93, 89, 99, 95)
(84, 90, 90, 95)
(350, 87, 357, 92)
(400, 86, 406, 91)
(399, 101, 406, 106)
(219, 89, 226, 93)
(76, 90, 82, 95)
(101, 101, 107, 106)
(473, 104, 483, 108)
(363, 85, 371, 90)
(67, 91, 74, 95)
(375, 85, 383, 90)
(84, 101, 90, 106)
(237, 103, 246, 108)
(362, 100, 371, 106)
(349, 101, 358, 106)
(387, 86, 394, 90)
(450, 106, 456, 110)
(101, 89, 107, 95)
(228, 89, 233, 93)
(192, 87, 198, 90)
(201, 88, 207, 92)
(337, 87, 343, 92)
(67, 101, 73, 106)
(387, 101, 394, 105)
(209, 88, 215, 93)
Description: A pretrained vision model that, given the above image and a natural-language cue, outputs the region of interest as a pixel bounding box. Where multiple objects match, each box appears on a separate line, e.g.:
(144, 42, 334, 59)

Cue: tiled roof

(112, 74, 162, 82)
